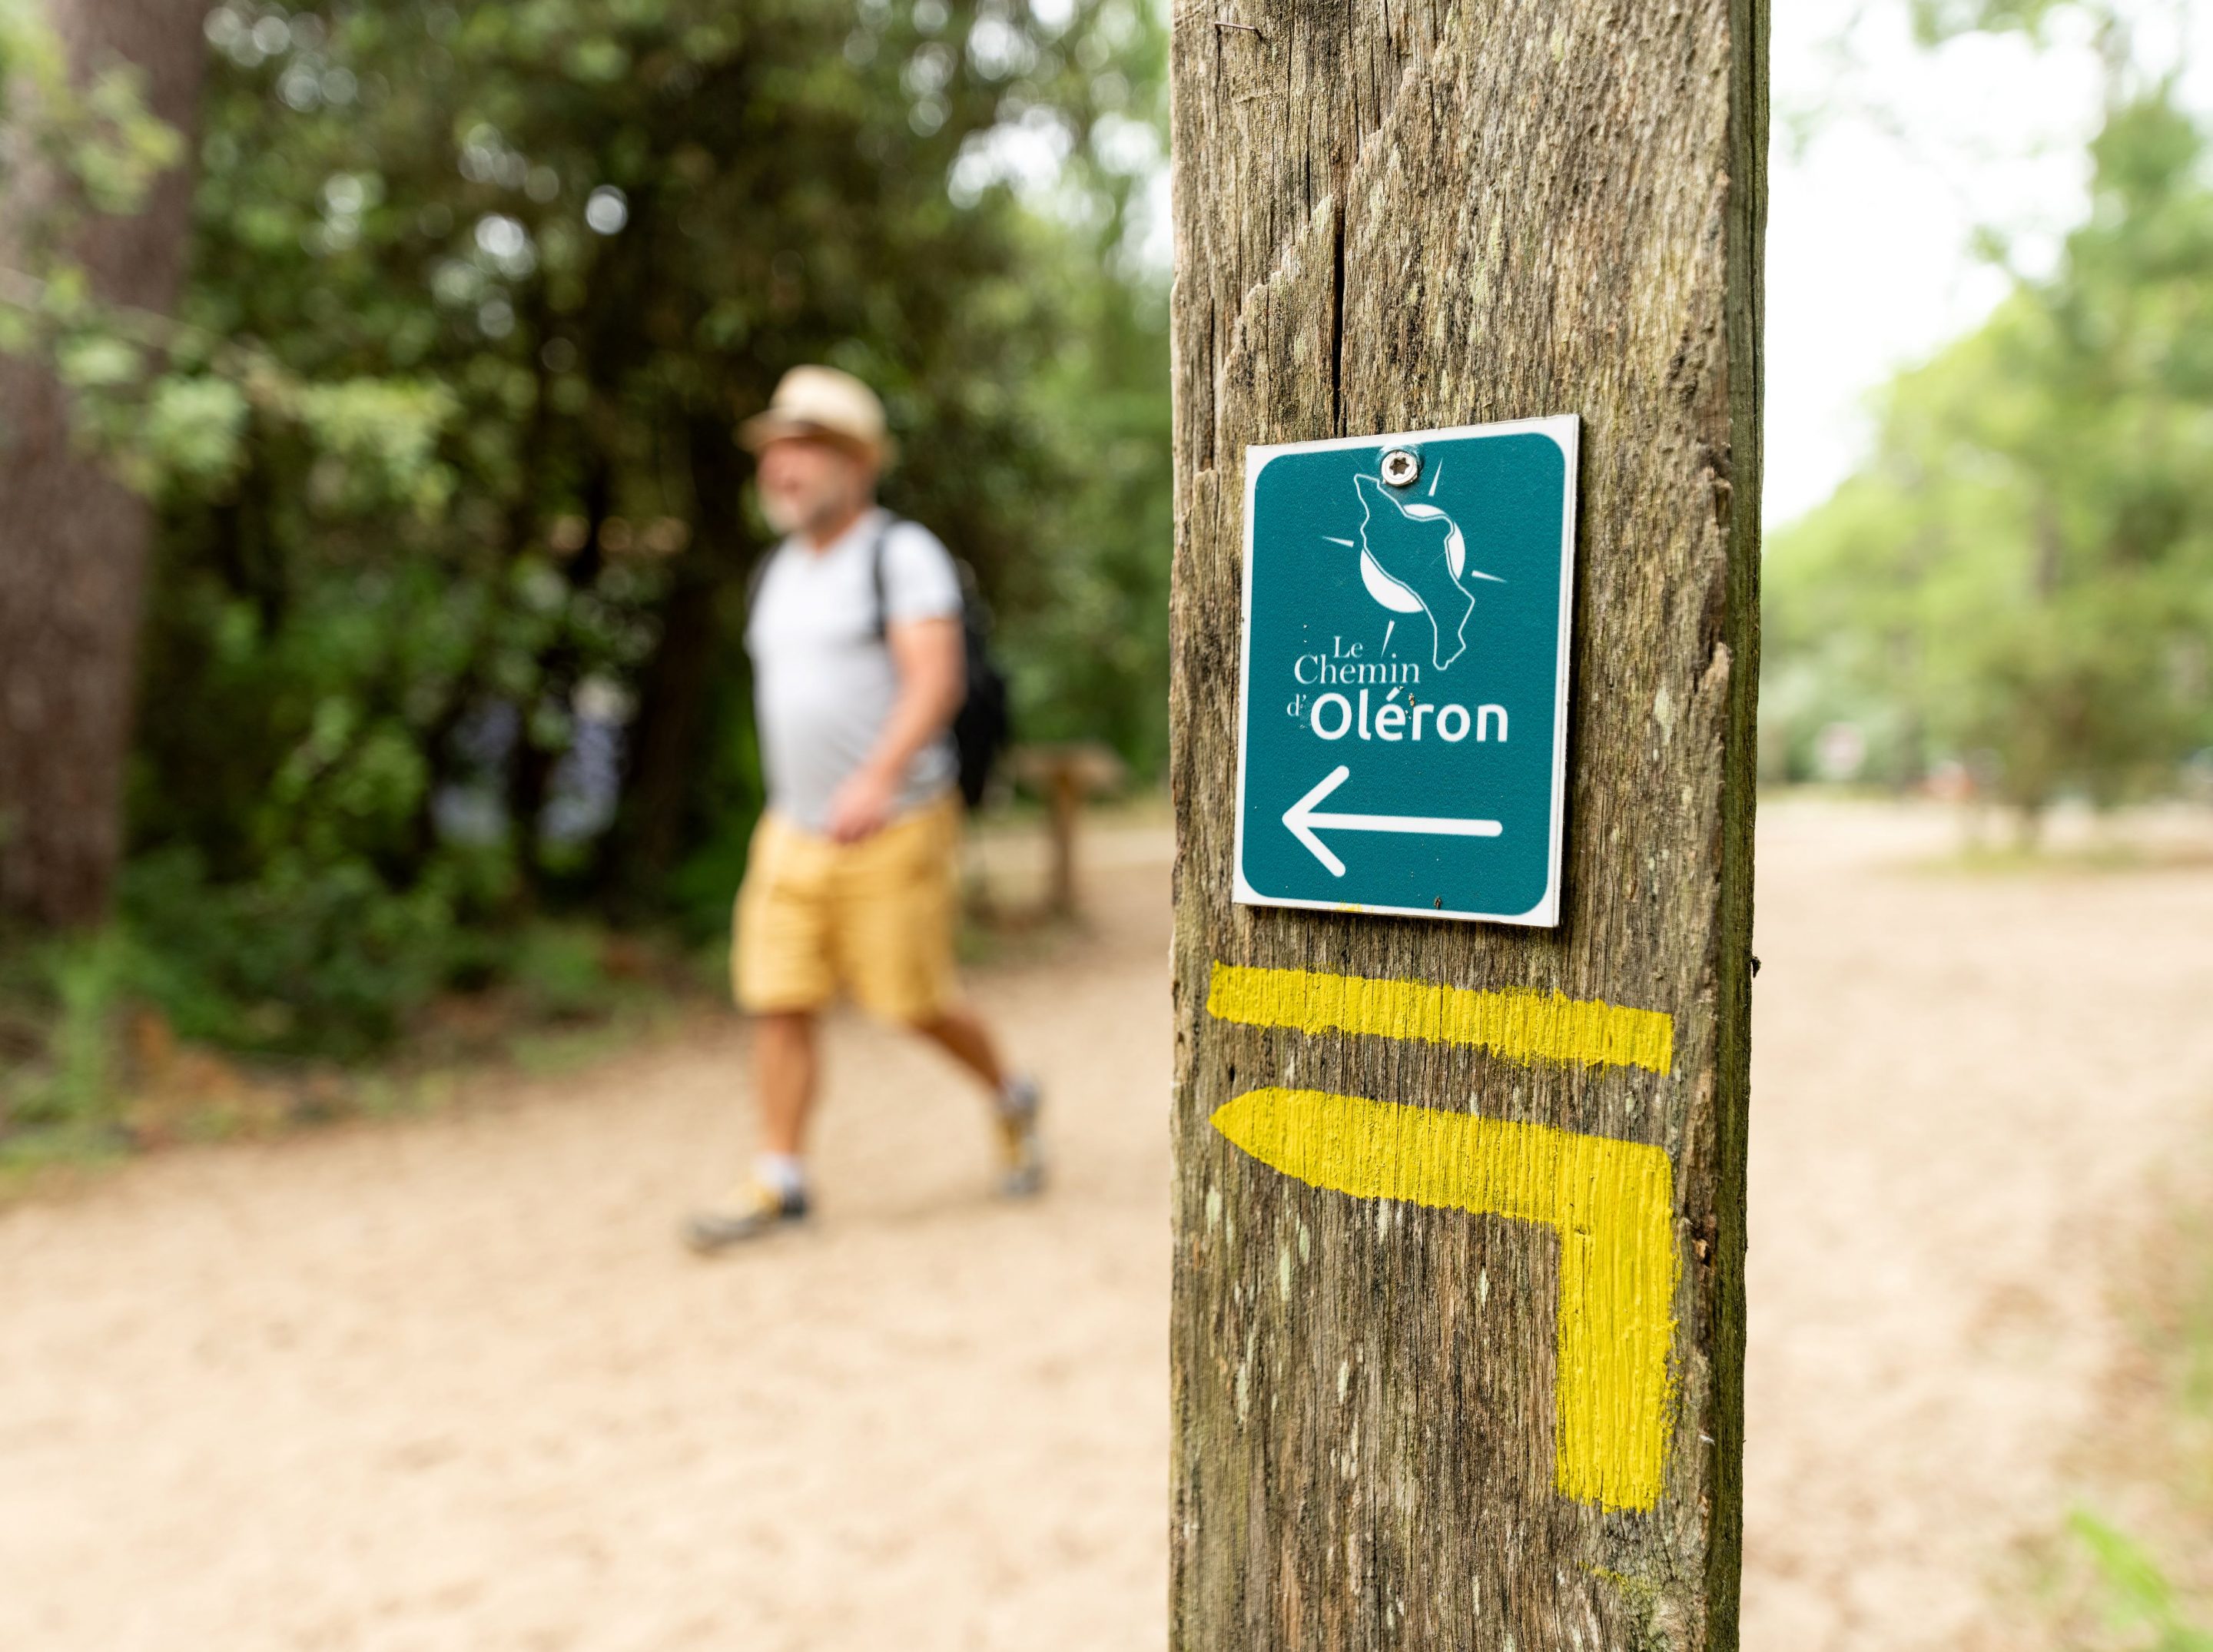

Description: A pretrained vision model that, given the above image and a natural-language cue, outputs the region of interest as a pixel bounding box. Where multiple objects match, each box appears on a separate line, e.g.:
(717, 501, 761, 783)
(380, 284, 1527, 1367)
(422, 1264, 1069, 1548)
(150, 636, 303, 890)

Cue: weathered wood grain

(1166, 2, 1764, 1647)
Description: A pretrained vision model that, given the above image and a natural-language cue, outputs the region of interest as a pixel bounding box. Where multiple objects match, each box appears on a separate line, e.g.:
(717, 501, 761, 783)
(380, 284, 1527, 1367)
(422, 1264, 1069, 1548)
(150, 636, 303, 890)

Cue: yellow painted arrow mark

(1212, 1086, 1678, 1511)
(1207, 962, 1674, 1076)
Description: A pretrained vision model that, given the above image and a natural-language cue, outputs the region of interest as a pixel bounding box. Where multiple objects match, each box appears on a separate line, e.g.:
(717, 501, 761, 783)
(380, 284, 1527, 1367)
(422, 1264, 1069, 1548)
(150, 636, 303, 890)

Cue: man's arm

(824, 615, 965, 842)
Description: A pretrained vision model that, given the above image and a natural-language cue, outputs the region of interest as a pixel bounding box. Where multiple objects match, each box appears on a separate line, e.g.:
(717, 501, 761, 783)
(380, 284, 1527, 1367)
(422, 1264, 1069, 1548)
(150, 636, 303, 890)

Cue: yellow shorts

(733, 792, 961, 1024)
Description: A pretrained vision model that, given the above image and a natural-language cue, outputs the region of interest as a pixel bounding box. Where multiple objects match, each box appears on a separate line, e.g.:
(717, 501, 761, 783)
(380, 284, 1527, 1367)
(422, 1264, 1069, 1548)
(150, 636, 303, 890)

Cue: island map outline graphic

(1351, 469, 1505, 671)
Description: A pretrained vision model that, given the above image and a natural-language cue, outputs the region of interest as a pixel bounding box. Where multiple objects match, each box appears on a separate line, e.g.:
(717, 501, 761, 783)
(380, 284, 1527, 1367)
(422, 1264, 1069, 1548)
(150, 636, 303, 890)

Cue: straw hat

(738, 366, 894, 466)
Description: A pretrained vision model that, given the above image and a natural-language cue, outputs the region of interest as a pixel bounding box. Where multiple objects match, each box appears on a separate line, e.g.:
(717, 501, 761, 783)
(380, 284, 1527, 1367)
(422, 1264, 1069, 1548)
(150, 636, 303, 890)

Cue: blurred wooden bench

(1004, 741, 1128, 918)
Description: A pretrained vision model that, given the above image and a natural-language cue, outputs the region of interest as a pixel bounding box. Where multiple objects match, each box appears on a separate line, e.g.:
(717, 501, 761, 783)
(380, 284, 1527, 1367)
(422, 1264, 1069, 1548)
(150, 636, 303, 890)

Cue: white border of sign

(1229, 413, 1581, 927)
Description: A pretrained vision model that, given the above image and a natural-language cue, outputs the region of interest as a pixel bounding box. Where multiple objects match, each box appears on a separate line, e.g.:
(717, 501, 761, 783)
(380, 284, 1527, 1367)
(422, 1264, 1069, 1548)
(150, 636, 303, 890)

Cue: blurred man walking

(682, 367, 1041, 1252)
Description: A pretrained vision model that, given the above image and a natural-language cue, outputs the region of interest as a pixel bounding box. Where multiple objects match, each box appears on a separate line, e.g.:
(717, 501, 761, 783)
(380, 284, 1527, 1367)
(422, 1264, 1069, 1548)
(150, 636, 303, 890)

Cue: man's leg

(684, 815, 829, 1252)
(911, 1003, 1043, 1197)
(848, 797, 1043, 1196)
(911, 1003, 1004, 1093)
(683, 1011, 819, 1250)
(754, 1009, 820, 1156)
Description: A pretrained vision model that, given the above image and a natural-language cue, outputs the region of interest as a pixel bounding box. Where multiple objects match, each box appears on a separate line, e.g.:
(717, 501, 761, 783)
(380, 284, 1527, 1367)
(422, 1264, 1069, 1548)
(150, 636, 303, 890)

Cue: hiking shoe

(680, 1181, 809, 1254)
(996, 1076, 1045, 1199)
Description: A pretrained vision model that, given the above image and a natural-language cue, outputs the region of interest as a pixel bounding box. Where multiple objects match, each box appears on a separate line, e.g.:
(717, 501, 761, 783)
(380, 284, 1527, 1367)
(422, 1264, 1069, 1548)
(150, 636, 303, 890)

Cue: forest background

(0, 0, 2208, 1126)
(0, 0, 1173, 1096)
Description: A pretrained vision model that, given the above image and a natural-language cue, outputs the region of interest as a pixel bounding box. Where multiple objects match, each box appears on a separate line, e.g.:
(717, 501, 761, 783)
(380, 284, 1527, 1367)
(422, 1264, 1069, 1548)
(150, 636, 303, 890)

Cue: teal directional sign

(1232, 416, 1579, 926)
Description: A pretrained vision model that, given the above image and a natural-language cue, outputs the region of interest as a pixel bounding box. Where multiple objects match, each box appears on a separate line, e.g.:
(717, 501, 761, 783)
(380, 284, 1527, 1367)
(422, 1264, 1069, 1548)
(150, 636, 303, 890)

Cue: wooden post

(1047, 768, 1083, 917)
(1008, 742, 1129, 920)
(1167, 3, 1763, 1648)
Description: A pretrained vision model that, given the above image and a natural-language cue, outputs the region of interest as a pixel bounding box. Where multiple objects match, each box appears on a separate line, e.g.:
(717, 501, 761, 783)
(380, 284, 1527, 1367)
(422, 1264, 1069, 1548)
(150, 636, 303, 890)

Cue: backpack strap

(869, 513, 897, 642)
(748, 515, 900, 636)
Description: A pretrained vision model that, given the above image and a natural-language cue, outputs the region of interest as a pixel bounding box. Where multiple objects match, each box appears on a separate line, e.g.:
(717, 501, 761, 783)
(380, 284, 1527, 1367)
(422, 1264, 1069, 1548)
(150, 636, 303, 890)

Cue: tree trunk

(602, 413, 755, 900)
(1167, 3, 1763, 1648)
(0, 0, 207, 929)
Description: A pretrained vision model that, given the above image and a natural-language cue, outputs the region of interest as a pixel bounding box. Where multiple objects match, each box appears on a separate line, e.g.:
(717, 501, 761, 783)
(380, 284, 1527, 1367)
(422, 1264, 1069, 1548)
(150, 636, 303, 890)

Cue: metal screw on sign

(1379, 448, 1422, 487)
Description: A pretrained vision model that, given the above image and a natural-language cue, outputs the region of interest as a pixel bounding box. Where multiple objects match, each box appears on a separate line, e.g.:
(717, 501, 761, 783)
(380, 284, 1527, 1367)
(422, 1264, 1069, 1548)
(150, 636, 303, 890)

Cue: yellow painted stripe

(1207, 962, 1674, 1075)
(1212, 1086, 1678, 1512)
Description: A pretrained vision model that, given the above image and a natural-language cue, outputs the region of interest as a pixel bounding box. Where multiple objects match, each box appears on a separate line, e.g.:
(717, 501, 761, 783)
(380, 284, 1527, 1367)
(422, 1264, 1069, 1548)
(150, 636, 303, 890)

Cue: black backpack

(744, 516, 1011, 810)
(868, 518, 1011, 810)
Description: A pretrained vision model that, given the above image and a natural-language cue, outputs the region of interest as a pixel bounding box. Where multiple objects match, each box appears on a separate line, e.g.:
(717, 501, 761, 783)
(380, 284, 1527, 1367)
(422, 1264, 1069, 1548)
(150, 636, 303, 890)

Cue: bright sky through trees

(1765, 0, 2211, 523)
(1116, 1, 2209, 526)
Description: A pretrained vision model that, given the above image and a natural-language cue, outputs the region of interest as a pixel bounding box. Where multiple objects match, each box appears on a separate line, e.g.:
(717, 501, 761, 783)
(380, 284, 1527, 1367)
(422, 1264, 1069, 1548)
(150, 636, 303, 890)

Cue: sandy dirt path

(1740, 807, 2213, 1648)
(3, 803, 2211, 1650)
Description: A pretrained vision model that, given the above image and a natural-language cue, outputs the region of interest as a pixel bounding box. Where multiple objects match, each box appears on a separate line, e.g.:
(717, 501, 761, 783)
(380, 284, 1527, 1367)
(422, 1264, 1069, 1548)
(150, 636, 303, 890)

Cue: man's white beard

(763, 486, 859, 539)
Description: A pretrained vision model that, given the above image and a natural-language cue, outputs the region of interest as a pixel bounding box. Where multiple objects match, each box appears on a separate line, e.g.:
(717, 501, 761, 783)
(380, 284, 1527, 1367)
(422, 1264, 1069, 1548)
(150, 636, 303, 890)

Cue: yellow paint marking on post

(1211, 1086, 1678, 1511)
(1206, 962, 1674, 1075)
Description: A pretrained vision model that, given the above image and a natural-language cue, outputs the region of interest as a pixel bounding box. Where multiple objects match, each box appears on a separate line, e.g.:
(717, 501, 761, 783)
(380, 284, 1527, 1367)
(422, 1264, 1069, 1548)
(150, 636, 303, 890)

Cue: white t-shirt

(745, 508, 963, 834)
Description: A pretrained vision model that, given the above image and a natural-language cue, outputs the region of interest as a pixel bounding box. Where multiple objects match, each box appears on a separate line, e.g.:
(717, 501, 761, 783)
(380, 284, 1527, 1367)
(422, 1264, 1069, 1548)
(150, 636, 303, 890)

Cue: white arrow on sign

(1282, 765, 1503, 877)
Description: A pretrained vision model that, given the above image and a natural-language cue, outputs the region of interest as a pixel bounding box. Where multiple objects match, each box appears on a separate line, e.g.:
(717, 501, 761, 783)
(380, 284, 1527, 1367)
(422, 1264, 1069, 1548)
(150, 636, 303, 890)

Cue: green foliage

(0, 0, 183, 227)
(118, 848, 486, 1057)
(22, 0, 1173, 1057)
(2069, 1512, 2213, 1651)
(506, 921, 612, 1020)
(1, 0, 190, 469)
(0, 929, 132, 1159)
(144, 376, 254, 485)
(995, 215, 1173, 775)
(1764, 86, 2213, 817)
(1908, 0, 2070, 48)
